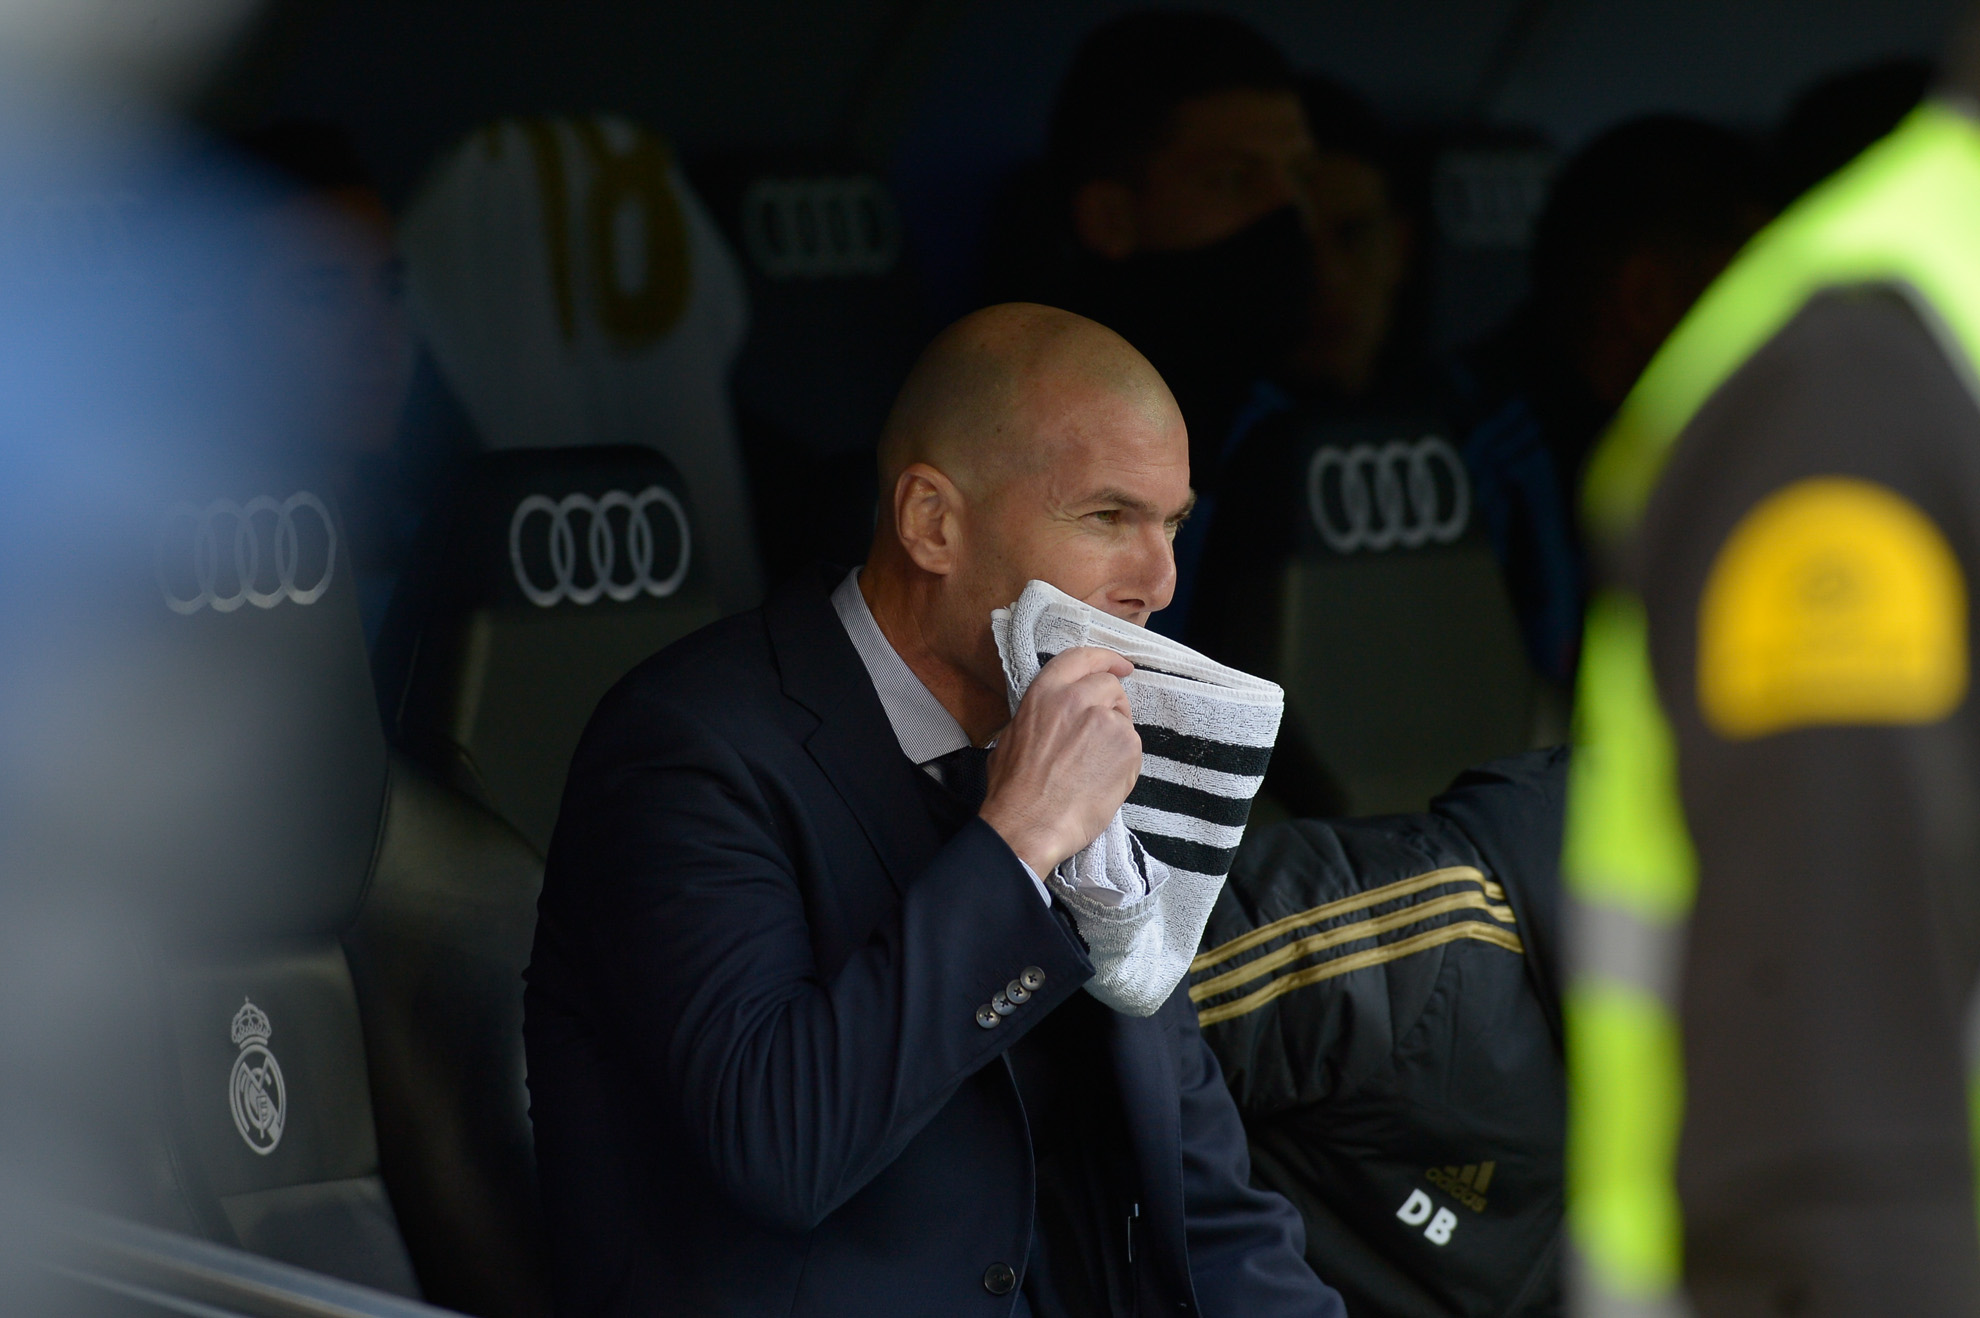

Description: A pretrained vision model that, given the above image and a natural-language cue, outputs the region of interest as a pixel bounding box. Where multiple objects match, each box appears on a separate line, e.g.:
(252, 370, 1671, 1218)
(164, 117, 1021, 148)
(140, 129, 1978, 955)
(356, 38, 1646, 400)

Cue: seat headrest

(375, 444, 722, 849)
(5, 471, 385, 943)
(693, 153, 923, 459)
(1291, 418, 1474, 559)
(418, 445, 701, 615)
(695, 154, 908, 286)
(399, 115, 760, 609)
(400, 116, 747, 441)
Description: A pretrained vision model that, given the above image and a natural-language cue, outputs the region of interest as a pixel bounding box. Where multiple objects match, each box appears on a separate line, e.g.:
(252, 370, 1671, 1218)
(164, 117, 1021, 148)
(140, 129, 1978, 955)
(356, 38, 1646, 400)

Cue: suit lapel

(775, 570, 1194, 1295)
(765, 566, 950, 897)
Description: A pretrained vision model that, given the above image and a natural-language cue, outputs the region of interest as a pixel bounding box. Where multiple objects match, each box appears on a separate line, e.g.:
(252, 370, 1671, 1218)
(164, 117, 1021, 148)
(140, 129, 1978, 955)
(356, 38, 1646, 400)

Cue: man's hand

(980, 646, 1141, 877)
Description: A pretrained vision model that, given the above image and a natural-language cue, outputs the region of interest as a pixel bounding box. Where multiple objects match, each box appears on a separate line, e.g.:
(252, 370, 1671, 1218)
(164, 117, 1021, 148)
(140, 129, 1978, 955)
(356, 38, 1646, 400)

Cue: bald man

(524, 304, 1345, 1317)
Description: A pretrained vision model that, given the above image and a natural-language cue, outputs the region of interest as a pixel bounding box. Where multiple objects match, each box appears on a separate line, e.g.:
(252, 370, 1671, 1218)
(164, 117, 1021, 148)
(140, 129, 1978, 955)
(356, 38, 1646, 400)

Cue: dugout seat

(0, 469, 420, 1294)
(345, 755, 550, 1318)
(0, 470, 551, 1316)
(1196, 408, 1550, 817)
(399, 115, 761, 614)
(691, 151, 927, 578)
(375, 444, 723, 854)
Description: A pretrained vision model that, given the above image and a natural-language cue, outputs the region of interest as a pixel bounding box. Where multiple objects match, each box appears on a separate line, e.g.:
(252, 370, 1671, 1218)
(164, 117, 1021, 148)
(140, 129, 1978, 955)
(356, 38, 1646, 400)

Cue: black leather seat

(375, 444, 723, 853)
(1197, 408, 1551, 816)
(0, 471, 550, 1316)
(692, 153, 926, 578)
(347, 754, 549, 1318)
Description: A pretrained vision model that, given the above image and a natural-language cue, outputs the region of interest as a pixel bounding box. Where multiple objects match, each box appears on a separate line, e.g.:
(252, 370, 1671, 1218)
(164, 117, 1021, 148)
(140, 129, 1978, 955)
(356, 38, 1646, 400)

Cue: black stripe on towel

(1135, 830, 1240, 878)
(1128, 775, 1254, 827)
(1136, 724, 1273, 777)
(1036, 649, 1217, 685)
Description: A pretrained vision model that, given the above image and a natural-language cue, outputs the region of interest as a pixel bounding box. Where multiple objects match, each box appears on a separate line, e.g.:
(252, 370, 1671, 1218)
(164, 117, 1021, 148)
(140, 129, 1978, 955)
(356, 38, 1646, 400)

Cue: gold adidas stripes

(1190, 866, 1524, 1027)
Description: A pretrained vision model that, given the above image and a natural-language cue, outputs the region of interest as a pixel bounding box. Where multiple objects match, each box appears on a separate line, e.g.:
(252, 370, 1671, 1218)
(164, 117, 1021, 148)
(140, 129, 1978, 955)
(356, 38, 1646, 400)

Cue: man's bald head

(861, 302, 1193, 741)
(877, 303, 1182, 504)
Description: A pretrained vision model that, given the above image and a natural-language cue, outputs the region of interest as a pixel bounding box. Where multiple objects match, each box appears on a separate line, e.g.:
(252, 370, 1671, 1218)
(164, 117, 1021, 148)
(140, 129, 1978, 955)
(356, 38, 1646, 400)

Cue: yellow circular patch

(1697, 477, 1967, 740)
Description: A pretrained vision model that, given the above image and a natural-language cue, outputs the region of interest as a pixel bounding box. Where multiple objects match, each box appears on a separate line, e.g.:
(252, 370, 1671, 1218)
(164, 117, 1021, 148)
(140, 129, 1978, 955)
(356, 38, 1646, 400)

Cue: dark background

(196, 0, 1970, 338)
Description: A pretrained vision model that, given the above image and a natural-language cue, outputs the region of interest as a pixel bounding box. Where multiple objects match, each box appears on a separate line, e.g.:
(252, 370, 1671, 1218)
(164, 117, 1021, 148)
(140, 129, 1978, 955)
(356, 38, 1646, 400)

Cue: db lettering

(1396, 1189, 1458, 1246)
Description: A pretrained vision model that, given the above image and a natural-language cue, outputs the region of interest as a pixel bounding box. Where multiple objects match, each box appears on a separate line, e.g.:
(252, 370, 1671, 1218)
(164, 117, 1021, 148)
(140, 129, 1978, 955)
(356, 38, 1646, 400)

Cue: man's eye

(1090, 509, 1122, 525)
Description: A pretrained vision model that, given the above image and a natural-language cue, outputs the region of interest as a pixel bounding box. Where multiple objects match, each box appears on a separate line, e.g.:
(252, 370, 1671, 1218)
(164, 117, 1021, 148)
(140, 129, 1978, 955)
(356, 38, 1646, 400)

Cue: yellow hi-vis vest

(1565, 100, 1980, 1315)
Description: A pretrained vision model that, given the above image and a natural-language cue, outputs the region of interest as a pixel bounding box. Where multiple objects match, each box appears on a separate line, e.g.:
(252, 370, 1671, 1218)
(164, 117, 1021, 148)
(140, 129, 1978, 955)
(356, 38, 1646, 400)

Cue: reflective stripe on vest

(1566, 101, 1980, 1314)
(1563, 593, 1693, 1310)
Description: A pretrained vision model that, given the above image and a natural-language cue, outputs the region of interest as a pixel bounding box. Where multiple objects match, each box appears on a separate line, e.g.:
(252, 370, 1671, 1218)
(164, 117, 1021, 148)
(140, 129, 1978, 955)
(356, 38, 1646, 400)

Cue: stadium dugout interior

(0, 1, 1967, 1314)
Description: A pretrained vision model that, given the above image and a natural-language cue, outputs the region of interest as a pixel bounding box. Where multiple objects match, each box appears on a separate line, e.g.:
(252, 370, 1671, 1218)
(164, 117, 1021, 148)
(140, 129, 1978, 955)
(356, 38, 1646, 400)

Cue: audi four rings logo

(159, 493, 338, 615)
(509, 486, 691, 608)
(742, 176, 901, 280)
(1307, 437, 1471, 554)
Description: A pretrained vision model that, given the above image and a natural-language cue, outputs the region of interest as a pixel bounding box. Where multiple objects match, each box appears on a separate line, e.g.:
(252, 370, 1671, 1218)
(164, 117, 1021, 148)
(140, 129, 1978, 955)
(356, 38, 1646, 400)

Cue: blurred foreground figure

(231, 121, 451, 640)
(1566, 20, 1980, 1315)
(1453, 120, 1769, 686)
(233, 124, 412, 495)
(0, 82, 559, 1313)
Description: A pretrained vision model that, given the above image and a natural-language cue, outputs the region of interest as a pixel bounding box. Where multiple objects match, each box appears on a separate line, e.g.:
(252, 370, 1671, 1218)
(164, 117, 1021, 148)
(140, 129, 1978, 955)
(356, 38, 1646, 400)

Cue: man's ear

(892, 462, 967, 575)
(1072, 179, 1139, 260)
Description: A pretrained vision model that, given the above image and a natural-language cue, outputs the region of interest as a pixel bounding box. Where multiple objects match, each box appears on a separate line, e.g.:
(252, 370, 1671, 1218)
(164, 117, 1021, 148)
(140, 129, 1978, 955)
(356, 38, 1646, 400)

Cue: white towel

(991, 580, 1284, 1015)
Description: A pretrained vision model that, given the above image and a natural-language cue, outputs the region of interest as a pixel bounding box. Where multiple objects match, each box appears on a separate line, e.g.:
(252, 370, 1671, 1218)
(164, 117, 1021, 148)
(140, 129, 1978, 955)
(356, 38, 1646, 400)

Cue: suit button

(1004, 979, 1030, 1005)
(992, 992, 1017, 1016)
(1019, 966, 1046, 991)
(982, 1262, 1017, 1295)
(975, 1005, 1001, 1029)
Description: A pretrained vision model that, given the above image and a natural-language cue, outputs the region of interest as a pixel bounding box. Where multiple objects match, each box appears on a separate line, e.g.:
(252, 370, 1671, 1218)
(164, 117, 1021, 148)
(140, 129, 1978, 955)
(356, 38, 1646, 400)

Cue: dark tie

(926, 744, 991, 812)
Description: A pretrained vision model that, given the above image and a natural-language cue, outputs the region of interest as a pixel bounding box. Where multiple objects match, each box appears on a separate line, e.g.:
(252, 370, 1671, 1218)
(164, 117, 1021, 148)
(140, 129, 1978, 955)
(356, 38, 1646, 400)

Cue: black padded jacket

(1192, 748, 1568, 1318)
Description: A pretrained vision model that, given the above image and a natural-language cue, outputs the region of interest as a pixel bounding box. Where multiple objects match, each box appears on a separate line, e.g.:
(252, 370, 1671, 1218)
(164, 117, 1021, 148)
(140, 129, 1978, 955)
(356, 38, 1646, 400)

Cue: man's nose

(1110, 523, 1178, 619)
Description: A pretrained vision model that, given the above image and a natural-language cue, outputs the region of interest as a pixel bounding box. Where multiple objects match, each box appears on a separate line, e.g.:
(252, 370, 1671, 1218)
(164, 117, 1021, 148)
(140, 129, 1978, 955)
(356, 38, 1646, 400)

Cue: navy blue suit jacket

(523, 567, 1343, 1316)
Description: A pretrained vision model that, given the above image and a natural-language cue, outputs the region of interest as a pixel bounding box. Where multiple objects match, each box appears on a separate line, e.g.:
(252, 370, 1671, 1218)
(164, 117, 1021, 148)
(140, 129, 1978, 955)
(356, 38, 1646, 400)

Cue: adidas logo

(1425, 1161, 1495, 1212)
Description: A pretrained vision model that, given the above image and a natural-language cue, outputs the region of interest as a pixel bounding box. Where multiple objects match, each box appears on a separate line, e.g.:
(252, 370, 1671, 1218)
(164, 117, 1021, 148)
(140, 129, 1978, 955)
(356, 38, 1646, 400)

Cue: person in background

(990, 10, 1322, 638)
(1280, 74, 1428, 409)
(232, 121, 472, 643)
(1183, 72, 1437, 640)
(1772, 57, 1934, 207)
(1449, 118, 1770, 686)
(1197, 748, 1570, 1318)
(1197, 71, 1430, 473)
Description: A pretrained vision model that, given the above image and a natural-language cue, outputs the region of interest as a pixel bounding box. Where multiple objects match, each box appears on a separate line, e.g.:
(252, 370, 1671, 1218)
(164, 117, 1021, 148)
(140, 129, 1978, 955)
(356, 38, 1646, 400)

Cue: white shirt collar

(831, 567, 972, 766)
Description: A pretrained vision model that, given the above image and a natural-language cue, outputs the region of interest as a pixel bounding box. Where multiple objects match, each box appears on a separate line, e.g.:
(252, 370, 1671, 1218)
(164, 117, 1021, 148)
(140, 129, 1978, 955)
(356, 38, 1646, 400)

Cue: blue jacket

(523, 566, 1343, 1316)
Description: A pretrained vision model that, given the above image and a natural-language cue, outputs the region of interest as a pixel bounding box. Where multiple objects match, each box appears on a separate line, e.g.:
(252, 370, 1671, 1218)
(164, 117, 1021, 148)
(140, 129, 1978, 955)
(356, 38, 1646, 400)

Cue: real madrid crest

(228, 998, 285, 1155)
